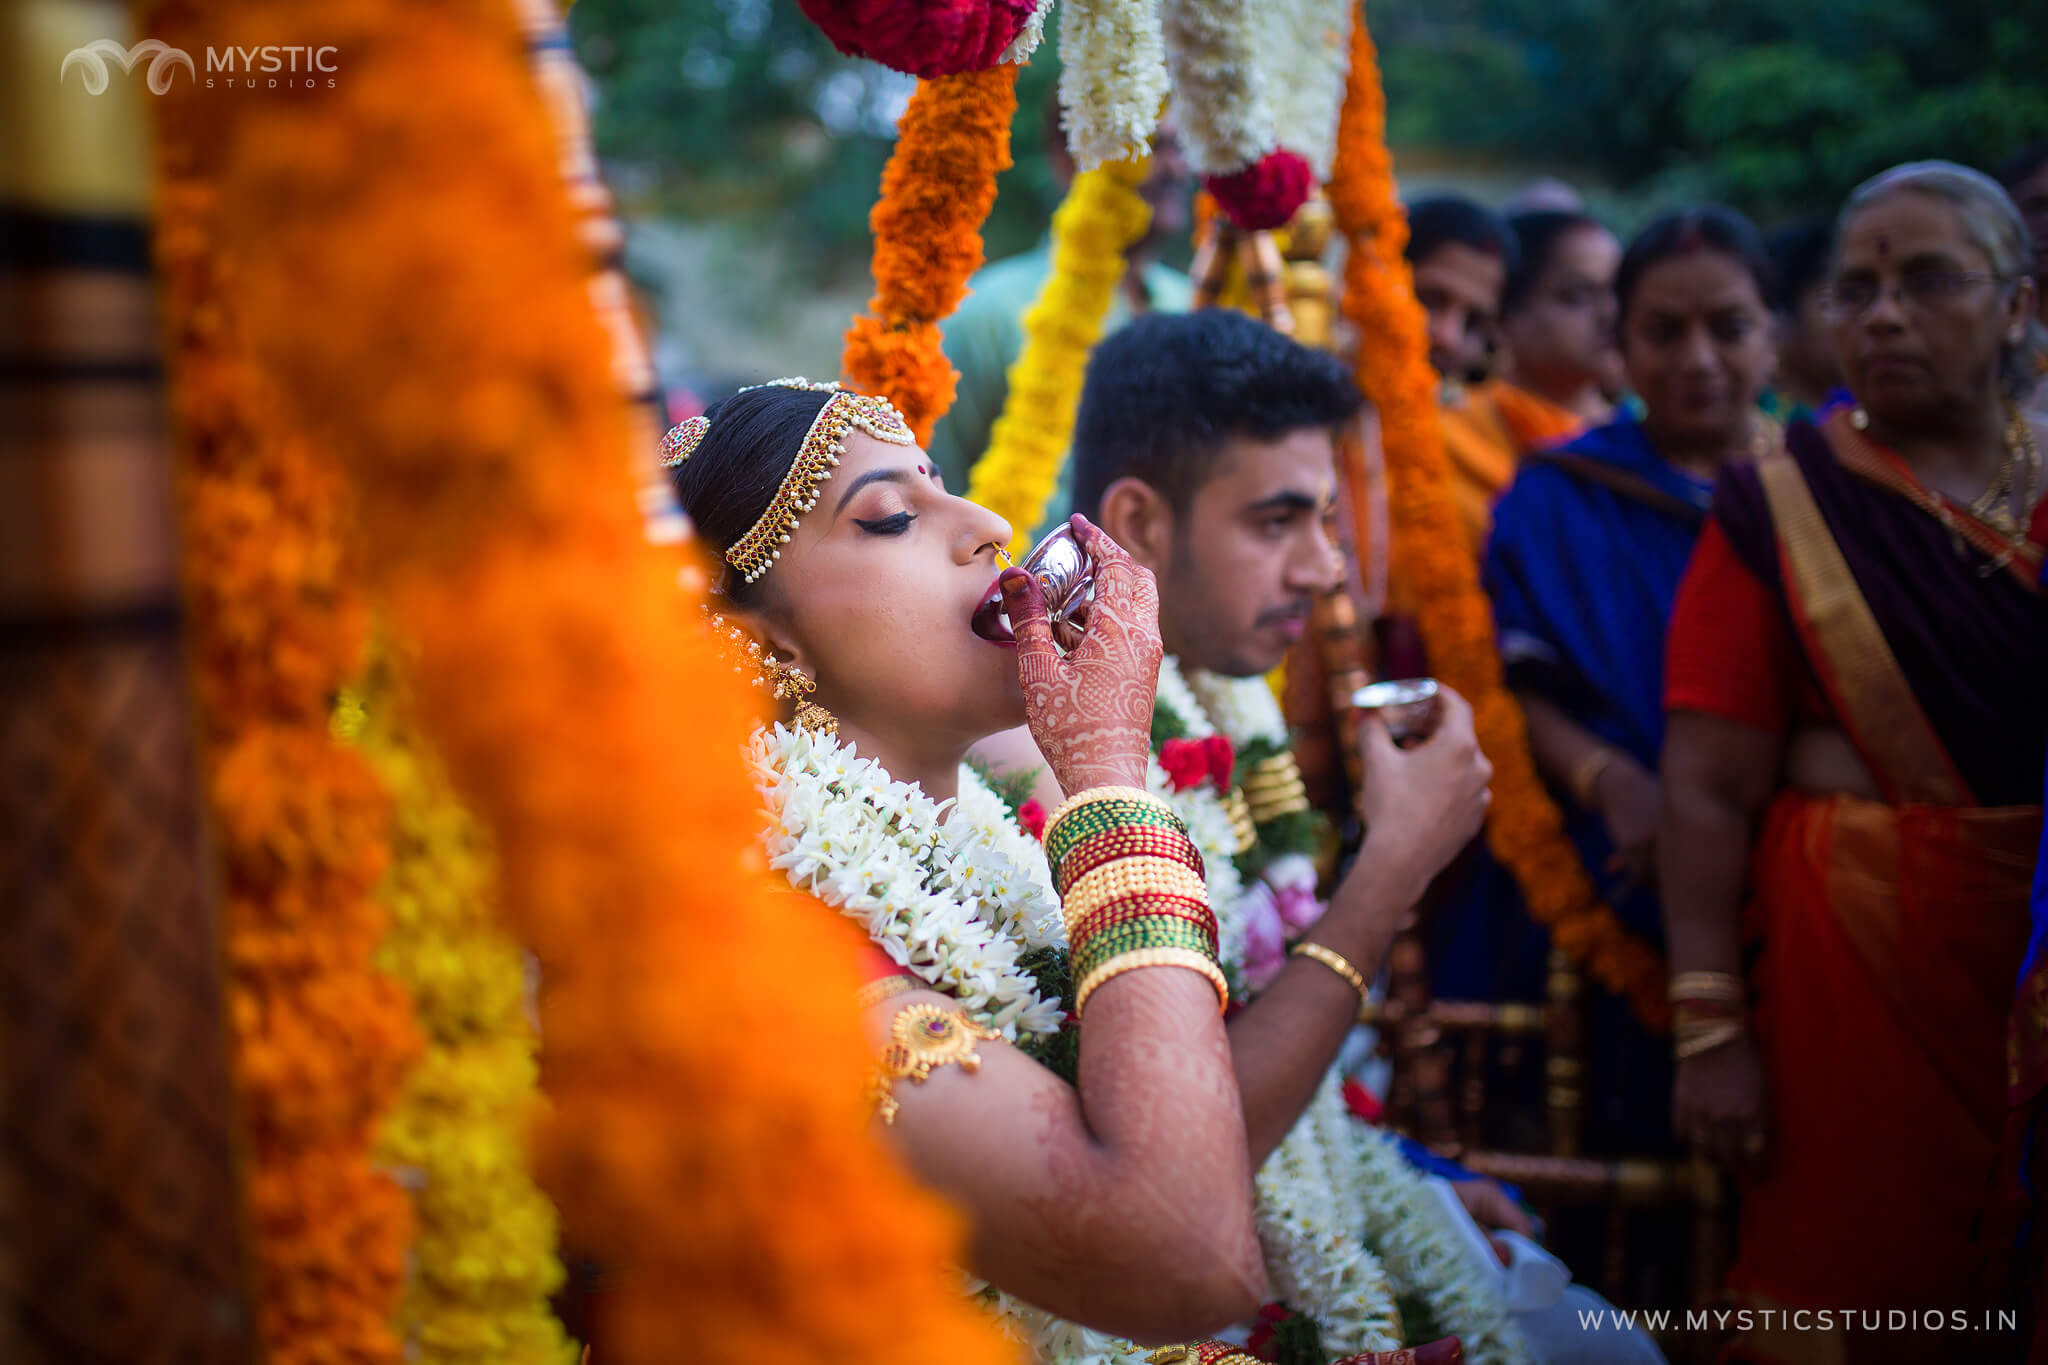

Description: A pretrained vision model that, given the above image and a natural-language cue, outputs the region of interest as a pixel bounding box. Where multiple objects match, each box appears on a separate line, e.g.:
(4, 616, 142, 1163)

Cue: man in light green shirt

(928, 108, 1195, 534)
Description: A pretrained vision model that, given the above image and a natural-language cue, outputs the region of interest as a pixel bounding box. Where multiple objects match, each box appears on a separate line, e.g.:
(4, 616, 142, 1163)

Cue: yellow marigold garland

(196, 1, 1019, 1361)
(967, 155, 1153, 556)
(147, 14, 420, 1360)
(844, 64, 1019, 445)
(337, 656, 575, 1365)
(1326, 14, 1668, 1031)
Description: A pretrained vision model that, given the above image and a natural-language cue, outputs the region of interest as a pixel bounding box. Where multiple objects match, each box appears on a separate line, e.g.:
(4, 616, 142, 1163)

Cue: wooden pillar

(0, 5, 253, 1362)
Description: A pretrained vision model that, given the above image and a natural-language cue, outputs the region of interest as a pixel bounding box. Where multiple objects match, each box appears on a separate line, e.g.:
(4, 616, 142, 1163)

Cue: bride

(667, 378, 1496, 1358)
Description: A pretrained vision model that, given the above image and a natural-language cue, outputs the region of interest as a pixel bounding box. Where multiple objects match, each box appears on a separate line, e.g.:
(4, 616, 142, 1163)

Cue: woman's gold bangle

(1075, 947, 1230, 1015)
(1290, 941, 1367, 1003)
(854, 974, 923, 1013)
(1669, 970, 1744, 1004)
(1569, 746, 1617, 807)
(1062, 859, 1208, 928)
(1674, 1020, 1746, 1061)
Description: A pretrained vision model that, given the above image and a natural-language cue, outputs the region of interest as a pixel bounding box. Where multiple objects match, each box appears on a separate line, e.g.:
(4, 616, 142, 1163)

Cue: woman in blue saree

(1429, 205, 1781, 1153)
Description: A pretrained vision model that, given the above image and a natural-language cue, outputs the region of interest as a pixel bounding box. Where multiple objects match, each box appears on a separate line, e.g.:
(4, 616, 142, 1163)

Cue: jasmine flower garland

(1158, 0, 1276, 178)
(1057, 0, 1171, 171)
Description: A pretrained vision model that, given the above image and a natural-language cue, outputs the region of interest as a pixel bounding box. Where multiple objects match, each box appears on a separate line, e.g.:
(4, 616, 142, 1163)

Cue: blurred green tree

(572, 0, 2045, 268)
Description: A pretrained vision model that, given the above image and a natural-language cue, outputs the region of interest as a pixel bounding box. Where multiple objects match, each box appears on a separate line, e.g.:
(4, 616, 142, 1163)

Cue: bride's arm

(866, 969, 1265, 1343)
(864, 520, 1264, 1344)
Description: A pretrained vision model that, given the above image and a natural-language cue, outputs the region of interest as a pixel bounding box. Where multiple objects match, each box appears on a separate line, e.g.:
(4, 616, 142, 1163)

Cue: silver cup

(1020, 525, 1095, 652)
(1351, 677, 1442, 748)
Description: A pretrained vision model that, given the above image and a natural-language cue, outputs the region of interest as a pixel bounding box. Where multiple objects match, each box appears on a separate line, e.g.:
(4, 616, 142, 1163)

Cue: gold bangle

(1569, 746, 1617, 807)
(1290, 940, 1368, 1002)
(854, 974, 922, 1013)
(868, 1001, 999, 1125)
(1075, 947, 1230, 1015)
(1674, 1020, 1746, 1061)
(1062, 859, 1209, 928)
(1669, 970, 1744, 1004)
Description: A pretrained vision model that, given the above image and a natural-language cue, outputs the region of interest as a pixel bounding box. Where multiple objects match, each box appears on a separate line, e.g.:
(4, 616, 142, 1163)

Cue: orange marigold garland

(195, 1, 1018, 1362)
(843, 64, 1019, 444)
(1327, 13, 1668, 1031)
(147, 12, 421, 1359)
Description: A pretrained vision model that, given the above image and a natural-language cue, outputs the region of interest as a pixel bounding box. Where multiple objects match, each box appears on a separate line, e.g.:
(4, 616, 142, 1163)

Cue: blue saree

(1426, 412, 1712, 1151)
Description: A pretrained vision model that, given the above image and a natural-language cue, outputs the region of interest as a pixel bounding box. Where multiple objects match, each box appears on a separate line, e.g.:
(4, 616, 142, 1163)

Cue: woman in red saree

(1658, 161, 2048, 1363)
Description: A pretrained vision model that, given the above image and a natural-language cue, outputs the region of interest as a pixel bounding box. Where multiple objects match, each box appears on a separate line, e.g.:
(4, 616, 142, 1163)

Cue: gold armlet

(868, 1002, 999, 1126)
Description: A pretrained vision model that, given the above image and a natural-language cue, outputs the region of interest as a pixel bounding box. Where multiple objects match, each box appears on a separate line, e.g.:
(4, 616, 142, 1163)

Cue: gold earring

(705, 611, 837, 737)
(765, 653, 838, 738)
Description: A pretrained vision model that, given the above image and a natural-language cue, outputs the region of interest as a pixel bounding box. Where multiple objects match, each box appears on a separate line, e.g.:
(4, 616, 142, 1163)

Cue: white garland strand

(1355, 1128, 1537, 1365)
(1158, 0, 1275, 178)
(1000, 0, 1058, 66)
(1057, 0, 1172, 172)
(1251, 0, 1353, 177)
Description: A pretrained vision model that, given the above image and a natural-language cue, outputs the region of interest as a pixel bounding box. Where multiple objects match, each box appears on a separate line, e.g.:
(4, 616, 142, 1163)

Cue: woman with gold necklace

(1658, 161, 2047, 1364)
(663, 378, 1511, 1363)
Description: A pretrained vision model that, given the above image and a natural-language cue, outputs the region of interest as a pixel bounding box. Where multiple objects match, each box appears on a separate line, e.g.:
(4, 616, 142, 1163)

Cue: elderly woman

(1659, 162, 2047, 1360)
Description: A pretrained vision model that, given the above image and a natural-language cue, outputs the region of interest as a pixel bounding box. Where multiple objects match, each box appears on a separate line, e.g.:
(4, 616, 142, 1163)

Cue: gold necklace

(1968, 400, 2042, 538)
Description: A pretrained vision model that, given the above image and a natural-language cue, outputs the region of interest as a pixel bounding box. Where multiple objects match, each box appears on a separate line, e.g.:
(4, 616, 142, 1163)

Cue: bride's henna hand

(1003, 515, 1161, 797)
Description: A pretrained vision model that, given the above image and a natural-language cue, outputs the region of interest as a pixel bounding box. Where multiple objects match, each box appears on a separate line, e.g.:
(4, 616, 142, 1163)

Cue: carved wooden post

(0, 8, 252, 1361)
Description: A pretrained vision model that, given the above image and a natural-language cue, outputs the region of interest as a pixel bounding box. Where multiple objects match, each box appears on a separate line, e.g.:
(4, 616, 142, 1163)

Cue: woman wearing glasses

(1658, 161, 2046, 1360)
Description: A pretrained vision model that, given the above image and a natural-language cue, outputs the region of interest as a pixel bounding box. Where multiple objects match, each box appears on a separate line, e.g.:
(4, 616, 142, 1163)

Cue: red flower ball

(798, 0, 1039, 79)
(1205, 148, 1315, 232)
(1017, 797, 1048, 841)
(1159, 737, 1211, 793)
(1200, 734, 1236, 791)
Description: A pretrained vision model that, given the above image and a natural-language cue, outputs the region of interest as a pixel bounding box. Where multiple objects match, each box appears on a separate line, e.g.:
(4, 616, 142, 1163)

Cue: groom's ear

(1095, 476, 1174, 577)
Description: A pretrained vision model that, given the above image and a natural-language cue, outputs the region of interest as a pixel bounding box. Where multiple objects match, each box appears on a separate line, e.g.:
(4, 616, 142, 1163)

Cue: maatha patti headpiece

(660, 378, 915, 585)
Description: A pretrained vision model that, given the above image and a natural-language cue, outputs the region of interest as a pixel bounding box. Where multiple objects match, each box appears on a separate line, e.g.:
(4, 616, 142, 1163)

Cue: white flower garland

(747, 724, 1064, 1042)
(1057, 0, 1171, 172)
(1159, 0, 1274, 178)
(1183, 663, 1288, 749)
(1251, 0, 1353, 178)
(1356, 1128, 1536, 1365)
(1000, 0, 1058, 66)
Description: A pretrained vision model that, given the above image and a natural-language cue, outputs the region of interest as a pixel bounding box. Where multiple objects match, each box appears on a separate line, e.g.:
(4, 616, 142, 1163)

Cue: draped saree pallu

(1670, 408, 2047, 1358)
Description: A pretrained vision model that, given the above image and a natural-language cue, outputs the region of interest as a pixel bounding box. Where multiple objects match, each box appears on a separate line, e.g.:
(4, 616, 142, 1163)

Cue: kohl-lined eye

(854, 512, 916, 536)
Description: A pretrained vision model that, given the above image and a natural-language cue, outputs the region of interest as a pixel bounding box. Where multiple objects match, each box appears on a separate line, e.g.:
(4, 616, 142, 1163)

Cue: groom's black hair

(1070, 308, 1362, 521)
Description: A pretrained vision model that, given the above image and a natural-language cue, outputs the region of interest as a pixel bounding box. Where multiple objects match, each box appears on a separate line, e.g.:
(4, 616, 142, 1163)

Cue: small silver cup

(1351, 677, 1442, 748)
(1019, 525, 1095, 652)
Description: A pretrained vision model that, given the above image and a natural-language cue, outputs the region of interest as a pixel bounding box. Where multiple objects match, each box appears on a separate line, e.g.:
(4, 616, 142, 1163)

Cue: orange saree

(1666, 411, 2048, 1363)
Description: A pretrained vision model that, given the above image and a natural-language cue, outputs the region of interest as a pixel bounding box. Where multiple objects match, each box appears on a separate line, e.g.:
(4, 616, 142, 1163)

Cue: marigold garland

(1325, 14, 1668, 1031)
(966, 155, 1153, 555)
(196, 2, 1018, 1361)
(339, 655, 575, 1365)
(146, 7, 421, 1355)
(843, 65, 1018, 445)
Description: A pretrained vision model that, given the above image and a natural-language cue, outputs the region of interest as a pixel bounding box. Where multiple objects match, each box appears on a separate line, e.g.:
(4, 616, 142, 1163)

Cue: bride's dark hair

(666, 384, 832, 604)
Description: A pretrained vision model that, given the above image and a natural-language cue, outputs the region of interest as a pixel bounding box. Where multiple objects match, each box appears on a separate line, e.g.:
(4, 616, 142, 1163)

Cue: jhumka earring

(707, 611, 838, 738)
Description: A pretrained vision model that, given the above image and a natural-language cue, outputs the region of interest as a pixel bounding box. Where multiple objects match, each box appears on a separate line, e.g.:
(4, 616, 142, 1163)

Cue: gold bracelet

(1062, 858, 1209, 929)
(868, 1001, 999, 1125)
(853, 974, 922, 1013)
(1669, 970, 1744, 1004)
(1569, 746, 1617, 807)
(1075, 947, 1230, 1015)
(1674, 1020, 1746, 1061)
(1290, 940, 1368, 1002)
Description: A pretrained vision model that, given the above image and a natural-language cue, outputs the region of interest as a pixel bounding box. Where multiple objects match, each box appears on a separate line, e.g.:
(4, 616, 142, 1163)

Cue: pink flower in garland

(798, 0, 1045, 77)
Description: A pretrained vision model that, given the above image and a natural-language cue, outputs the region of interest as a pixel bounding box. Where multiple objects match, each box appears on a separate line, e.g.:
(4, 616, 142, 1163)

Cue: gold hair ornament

(722, 378, 916, 585)
(659, 414, 710, 467)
